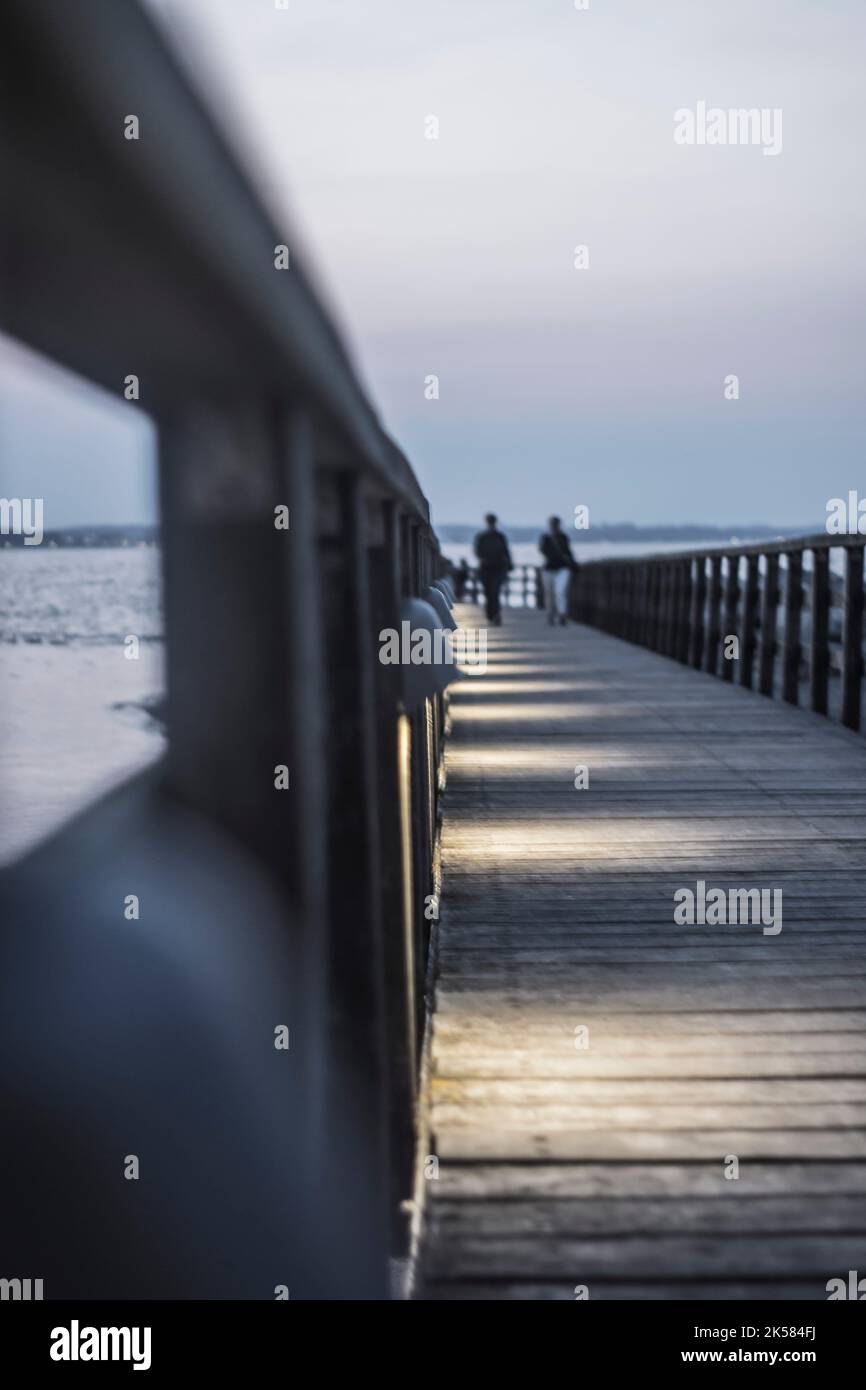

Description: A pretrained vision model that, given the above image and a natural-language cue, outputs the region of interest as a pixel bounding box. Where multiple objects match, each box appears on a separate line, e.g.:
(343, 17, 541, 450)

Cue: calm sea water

(0, 547, 165, 865)
(442, 538, 738, 568)
(0, 545, 163, 644)
(0, 539, 855, 862)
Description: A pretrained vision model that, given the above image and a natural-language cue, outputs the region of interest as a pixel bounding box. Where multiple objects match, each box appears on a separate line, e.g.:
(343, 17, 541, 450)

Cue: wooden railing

(460, 563, 544, 607)
(571, 535, 866, 730)
(0, 0, 447, 1298)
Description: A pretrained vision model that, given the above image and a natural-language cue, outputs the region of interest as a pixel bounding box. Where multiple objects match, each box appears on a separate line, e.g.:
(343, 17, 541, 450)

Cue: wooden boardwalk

(416, 607, 866, 1300)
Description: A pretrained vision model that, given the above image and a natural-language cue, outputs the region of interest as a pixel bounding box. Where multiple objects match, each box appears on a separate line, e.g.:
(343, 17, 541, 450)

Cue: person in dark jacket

(539, 516, 577, 625)
(453, 558, 470, 601)
(473, 513, 512, 624)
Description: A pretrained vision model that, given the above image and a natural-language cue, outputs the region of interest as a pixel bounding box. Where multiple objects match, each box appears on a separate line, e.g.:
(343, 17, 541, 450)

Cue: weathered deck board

(415, 609, 866, 1300)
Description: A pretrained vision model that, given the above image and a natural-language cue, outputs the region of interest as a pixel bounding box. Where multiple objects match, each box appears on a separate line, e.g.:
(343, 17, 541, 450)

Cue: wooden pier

(5, 1, 866, 1304)
(417, 607, 866, 1299)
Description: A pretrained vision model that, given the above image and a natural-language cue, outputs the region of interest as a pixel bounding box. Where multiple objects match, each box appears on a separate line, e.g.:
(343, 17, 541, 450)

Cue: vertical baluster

(841, 545, 865, 730)
(368, 500, 417, 1249)
(669, 561, 679, 657)
(809, 546, 830, 715)
(655, 564, 667, 652)
(653, 564, 664, 651)
(782, 550, 804, 705)
(739, 554, 759, 689)
(646, 566, 657, 648)
(690, 556, 707, 669)
(705, 554, 723, 674)
(668, 564, 679, 655)
(721, 554, 739, 681)
(675, 562, 685, 656)
(638, 563, 649, 646)
(324, 469, 391, 1292)
(677, 558, 693, 663)
(606, 561, 614, 633)
(759, 552, 780, 697)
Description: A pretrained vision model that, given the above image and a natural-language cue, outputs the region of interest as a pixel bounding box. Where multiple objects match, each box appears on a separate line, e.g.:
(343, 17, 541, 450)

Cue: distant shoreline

(1, 521, 811, 548)
(1, 526, 159, 549)
(436, 522, 810, 545)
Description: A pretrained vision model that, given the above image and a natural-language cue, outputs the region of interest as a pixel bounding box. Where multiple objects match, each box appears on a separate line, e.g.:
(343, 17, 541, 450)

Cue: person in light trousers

(539, 516, 577, 625)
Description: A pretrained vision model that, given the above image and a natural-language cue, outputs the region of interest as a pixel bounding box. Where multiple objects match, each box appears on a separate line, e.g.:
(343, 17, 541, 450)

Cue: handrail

(572, 534, 866, 731)
(0, 0, 446, 1297)
(0, 0, 429, 522)
(458, 563, 543, 607)
(582, 531, 866, 564)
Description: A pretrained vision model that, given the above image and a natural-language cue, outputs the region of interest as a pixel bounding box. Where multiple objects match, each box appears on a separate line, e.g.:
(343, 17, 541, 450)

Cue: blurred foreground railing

(572, 535, 866, 731)
(458, 563, 544, 607)
(0, 0, 448, 1297)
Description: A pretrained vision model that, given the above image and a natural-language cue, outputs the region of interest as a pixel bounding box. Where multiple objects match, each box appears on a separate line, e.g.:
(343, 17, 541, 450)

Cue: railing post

(664, 561, 678, 653)
(810, 547, 830, 716)
(841, 545, 865, 730)
(670, 562, 682, 657)
(626, 565, 637, 642)
(407, 531, 434, 1019)
(721, 555, 739, 681)
(705, 554, 723, 674)
(676, 558, 692, 662)
(616, 564, 626, 637)
(740, 554, 760, 689)
(368, 500, 418, 1251)
(690, 556, 707, 668)
(652, 564, 664, 650)
(759, 552, 780, 697)
(666, 564, 678, 655)
(321, 469, 391, 1294)
(652, 565, 664, 651)
(637, 563, 650, 646)
(610, 565, 620, 635)
(609, 568, 617, 633)
(782, 550, 804, 705)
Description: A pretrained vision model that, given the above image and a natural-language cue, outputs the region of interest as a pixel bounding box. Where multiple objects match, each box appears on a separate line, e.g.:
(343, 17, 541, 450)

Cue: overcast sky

(2, 0, 864, 529)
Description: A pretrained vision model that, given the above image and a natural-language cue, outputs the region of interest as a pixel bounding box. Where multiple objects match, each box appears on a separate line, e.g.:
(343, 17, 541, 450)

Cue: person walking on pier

(453, 558, 470, 601)
(473, 513, 512, 624)
(539, 516, 577, 626)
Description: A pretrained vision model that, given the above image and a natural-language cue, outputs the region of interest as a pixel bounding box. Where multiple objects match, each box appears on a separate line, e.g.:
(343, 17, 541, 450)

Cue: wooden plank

(436, 1130, 866, 1161)
(432, 1078, 866, 1105)
(416, 608, 866, 1297)
(432, 1009, 866, 1035)
(429, 1161, 866, 1199)
(421, 1233, 866, 1280)
(421, 1281, 825, 1300)
(431, 1055, 866, 1080)
(426, 1195, 866, 1237)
